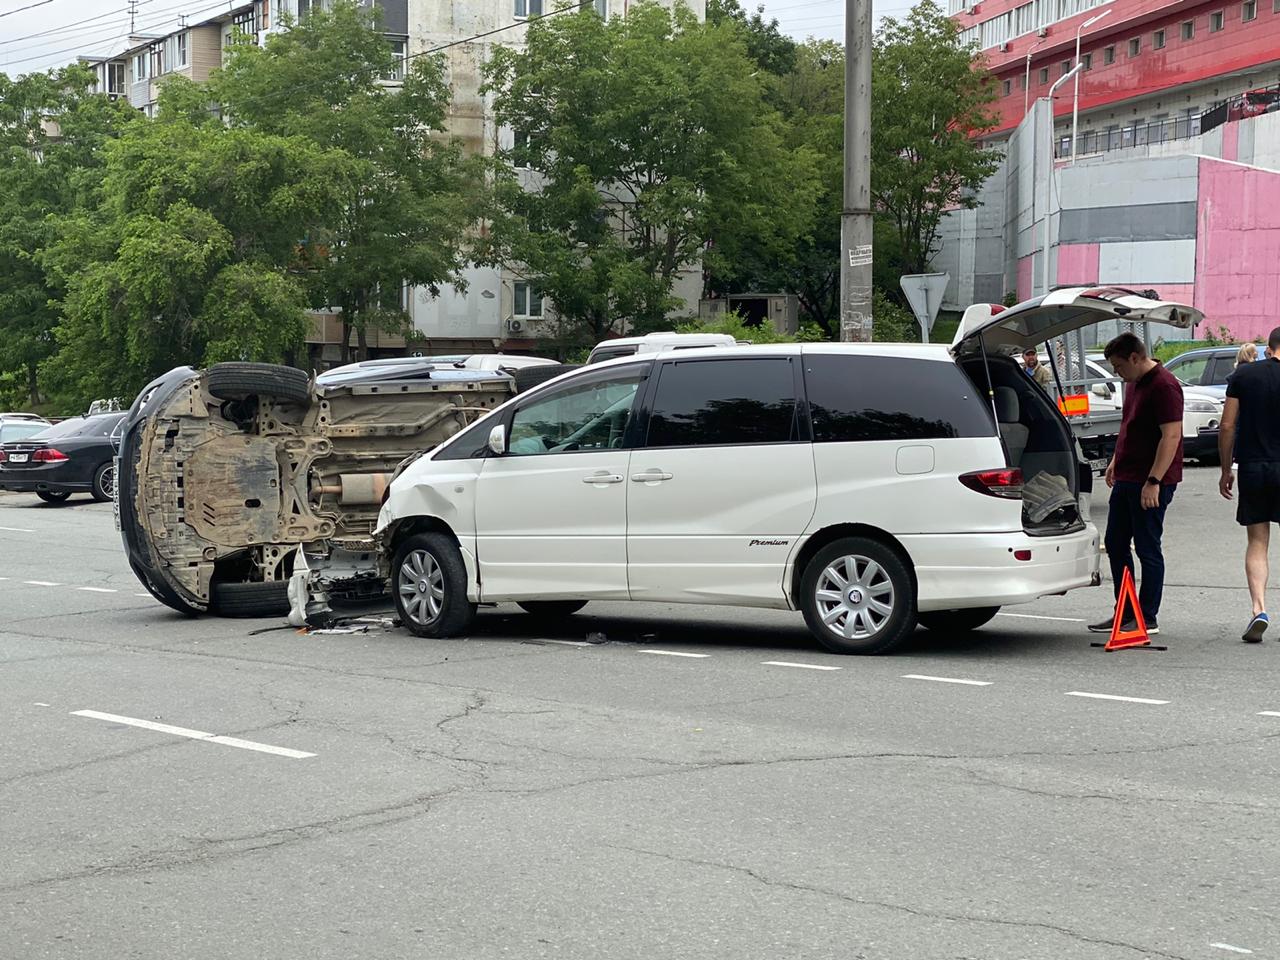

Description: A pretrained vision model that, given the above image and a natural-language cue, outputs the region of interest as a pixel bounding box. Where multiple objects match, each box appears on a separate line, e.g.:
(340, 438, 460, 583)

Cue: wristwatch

(1145, 476, 1161, 486)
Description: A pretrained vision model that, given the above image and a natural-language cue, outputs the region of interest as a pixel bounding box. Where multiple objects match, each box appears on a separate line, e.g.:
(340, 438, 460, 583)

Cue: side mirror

(487, 424, 506, 456)
(1091, 383, 1111, 397)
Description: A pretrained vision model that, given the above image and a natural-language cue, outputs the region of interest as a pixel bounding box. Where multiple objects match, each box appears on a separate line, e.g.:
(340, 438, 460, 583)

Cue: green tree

(42, 80, 349, 407)
(705, 0, 797, 77)
(210, 0, 489, 362)
(0, 65, 137, 407)
(871, 1, 1000, 279)
(482, 3, 809, 352)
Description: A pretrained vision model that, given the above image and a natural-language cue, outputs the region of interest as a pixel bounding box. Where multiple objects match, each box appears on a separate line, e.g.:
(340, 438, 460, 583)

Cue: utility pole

(840, 0, 873, 341)
(128, 0, 138, 35)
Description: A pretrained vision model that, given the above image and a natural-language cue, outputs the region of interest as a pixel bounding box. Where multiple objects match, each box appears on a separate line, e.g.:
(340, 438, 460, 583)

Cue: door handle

(631, 470, 673, 483)
(583, 473, 624, 484)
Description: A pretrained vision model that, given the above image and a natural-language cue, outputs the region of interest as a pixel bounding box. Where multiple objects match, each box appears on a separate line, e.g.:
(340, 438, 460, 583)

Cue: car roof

(1168, 346, 1239, 359)
(587, 341, 956, 371)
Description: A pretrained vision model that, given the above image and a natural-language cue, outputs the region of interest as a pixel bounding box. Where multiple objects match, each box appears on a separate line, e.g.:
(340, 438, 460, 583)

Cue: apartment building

(952, 0, 1280, 154)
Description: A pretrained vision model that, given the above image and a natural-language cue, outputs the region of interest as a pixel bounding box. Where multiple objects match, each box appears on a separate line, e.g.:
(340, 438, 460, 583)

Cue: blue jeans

(1105, 480, 1176, 621)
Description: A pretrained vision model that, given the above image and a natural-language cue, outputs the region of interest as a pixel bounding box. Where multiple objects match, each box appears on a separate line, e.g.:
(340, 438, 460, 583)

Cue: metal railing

(1053, 115, 1202, 158)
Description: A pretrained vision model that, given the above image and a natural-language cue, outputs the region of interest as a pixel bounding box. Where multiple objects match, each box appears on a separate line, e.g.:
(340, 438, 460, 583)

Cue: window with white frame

(948, 0, 966, 12)
(232, 8, 255, 35)
(176, 32, 188, 68)
(1181, 20, 1194, 40)
(1103, 44, 1115, 64)
(595, 0, 608, 15)
(1153, 28, 1166, 48)
(134, 52, 148, 82)
(108, 61, 125, 94)
(1013, 2, 1035, 36)
(1210, 10, 1224, 30)
(386, 37, 407, 80)
(513, 281, 543, 319)
(1242, 0, 1257, 21)
(979, 12, 1011, 48)
(514, 0, 544, 17)
(959, 25, 979, 45)
(150, 41, 165, 76)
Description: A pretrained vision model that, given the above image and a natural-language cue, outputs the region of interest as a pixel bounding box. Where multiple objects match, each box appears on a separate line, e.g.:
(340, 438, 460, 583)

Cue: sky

(0, 0, 917, 77)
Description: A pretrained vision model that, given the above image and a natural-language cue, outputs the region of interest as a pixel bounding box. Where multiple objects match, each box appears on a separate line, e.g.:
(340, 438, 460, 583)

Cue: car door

(1167, 353, 1210, 387)
(625, 354, 817, 607)
(473, 362, 649, 601)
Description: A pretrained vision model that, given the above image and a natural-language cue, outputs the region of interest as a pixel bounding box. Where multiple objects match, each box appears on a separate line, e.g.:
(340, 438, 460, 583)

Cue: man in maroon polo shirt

(1087, 332, 1184, 636)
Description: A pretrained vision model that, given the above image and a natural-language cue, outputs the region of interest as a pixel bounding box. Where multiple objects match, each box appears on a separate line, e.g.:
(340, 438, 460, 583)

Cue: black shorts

(1237, 462, 1280, 526)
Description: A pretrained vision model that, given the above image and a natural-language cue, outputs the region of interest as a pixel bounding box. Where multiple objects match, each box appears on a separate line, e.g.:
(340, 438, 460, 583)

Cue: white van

(375, 289, 1201, 654)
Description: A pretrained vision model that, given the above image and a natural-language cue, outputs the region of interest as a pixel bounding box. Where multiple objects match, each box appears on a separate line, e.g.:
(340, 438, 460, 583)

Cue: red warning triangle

(1105, 567, 1150, 651)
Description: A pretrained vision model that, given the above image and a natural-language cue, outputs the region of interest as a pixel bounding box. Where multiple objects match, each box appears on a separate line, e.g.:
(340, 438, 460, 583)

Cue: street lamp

(1024, 36, 1047, 118)
(1045, 64, 1083, 296)
(1071, 6, 1113, 163)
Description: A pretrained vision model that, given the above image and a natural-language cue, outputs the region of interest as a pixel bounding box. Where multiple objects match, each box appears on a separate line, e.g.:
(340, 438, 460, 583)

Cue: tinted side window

(1168, 354, 1208, 385)
(804, 354, 994, 442)
(645, 358, 797, 448)
(1207, 356, 1236, 385)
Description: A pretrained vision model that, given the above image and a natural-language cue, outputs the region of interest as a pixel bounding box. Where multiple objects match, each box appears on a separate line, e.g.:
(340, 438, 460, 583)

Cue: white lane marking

(1257, 711, 1280, 718)
(997, 612, 1085, 623)
(34, 702, 50, 707)
(1066, 691, 1170, 705)
(762, 661, 842, 671)
(71, 710, 315, 759)
(639, 649, 710, 658)
(134, 593, 151, 598)
(77, 587, 118, 594)
(0, 525, 34, 533)
(541, 639, 593, 647)
(902, 674, 992, 686)
(23, 580, 60, 587)
(1210, 944, 1253, 955)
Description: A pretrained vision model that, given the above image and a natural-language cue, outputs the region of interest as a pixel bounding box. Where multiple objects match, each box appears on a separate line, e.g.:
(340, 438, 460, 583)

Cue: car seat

(994, 386, 1029, 467)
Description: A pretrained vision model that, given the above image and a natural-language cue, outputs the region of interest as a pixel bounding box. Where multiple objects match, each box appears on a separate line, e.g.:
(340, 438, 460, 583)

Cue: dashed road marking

(0, 526, 34, 533)
(762, 661, 841, 671)
(34, 702, 50, 707)
(541, 639, 594, 647)
(997, 612, 1085, 623)
(1066, 691, 1170, 705)
(77, 587, 118, 594)
(639, 650, 710, 658)
(71, 710, 315, 759)
(134, 593, 151, 598)
(902, 674, 992, 686)
(1210, 944, 1253, 955)
(23, 580, 60, 587)
(1257, 711, 1280, 718)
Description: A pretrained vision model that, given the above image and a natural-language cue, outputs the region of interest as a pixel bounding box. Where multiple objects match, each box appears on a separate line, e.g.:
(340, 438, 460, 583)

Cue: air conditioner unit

(1037, 26, 1048, 36)
(999, 41, 1010, 51)
(506, 318, 524, 334)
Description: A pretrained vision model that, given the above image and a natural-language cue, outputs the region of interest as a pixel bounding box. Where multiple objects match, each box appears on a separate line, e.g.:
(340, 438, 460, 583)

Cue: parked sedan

(0, 413, 125, 503)
(1163, 346, 1248, 399)
(0, 413, 51, 443)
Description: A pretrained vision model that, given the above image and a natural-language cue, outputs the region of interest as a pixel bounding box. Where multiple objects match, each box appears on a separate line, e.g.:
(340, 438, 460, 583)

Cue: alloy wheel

(814, 554, 896, 640)
(398, 549, 445, 627)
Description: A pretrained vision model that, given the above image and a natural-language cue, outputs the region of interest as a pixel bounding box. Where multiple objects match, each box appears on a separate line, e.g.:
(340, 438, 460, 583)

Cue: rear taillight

(960, 467, 1023, 498)
(0, 450, 6, 463)
(34, 448, 68, 463)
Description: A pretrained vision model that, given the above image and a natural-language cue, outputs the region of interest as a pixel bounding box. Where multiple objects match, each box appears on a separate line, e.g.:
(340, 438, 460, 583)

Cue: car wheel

(513, 364, 579, 393)
(129, 558, 201, 617)
(517, 600, 589, 618)
(205, 362, 311, 404)
(393, 533, 475, 638)
(211, 580, 290, 618)
(800, 537, 916, 655)
(91, 461, 115, 502)
(917, 606, 1001, 633)
(36, 490, 71, 504)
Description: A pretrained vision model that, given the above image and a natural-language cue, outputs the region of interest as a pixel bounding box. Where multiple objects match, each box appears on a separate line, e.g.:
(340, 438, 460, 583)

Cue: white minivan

(375, 288, 1201, 654)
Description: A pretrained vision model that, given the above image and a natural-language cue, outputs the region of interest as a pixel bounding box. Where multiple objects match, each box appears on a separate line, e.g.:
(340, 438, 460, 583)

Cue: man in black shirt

(1218, 327, 1280, 642)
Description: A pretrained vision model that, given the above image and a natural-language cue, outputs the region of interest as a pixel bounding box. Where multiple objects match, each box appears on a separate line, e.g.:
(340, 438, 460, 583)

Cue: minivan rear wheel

(393, 533, 475, 638)
(800, 537, 916, 655)
(917, 606, 1000, 633)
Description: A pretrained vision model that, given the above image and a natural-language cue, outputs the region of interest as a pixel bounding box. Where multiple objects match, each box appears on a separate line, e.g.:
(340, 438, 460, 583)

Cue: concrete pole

(840, 0, 873, 342)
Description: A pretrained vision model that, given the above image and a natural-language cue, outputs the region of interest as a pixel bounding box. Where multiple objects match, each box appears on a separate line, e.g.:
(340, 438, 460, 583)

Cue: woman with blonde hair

(1236, 342, 1259, 367)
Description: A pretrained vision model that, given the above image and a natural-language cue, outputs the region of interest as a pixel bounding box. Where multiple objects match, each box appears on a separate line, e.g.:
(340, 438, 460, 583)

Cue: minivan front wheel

(800, 538, 916, 655)
(393, 533, 475, 638)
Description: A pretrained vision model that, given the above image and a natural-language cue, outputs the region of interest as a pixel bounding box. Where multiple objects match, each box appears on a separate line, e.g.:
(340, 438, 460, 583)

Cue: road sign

(899, 273, 950, 344)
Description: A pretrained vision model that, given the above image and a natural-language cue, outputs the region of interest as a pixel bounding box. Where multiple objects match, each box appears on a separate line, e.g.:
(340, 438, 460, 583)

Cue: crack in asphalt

(604, 843, 1196, 960)
(958, 768, 1280, 811)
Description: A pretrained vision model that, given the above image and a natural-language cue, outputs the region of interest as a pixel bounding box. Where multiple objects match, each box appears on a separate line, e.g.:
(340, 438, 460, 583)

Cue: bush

(871, 289, 918, 342)
(674, 310, 796, 344)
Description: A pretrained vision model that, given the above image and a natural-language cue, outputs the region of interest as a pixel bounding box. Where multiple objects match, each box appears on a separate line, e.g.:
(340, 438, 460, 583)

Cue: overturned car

(116, 356, 566, 617)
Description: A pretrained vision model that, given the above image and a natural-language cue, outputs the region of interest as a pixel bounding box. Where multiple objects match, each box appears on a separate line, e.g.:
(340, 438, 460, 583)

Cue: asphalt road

(2, 463, 1278, 960)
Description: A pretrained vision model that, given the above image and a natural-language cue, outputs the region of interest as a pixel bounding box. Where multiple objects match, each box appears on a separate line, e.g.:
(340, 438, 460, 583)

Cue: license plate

(112, 457, 121, 530)
(8, 453, 28, 463)
(1088, 457, 1109, 473)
